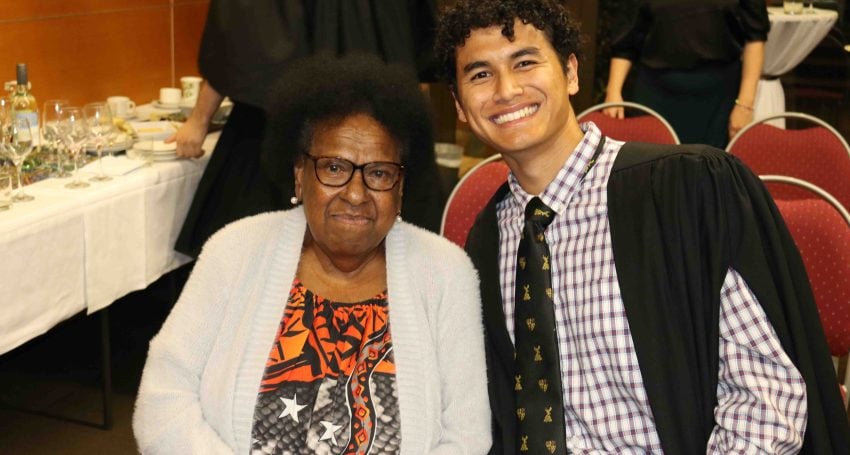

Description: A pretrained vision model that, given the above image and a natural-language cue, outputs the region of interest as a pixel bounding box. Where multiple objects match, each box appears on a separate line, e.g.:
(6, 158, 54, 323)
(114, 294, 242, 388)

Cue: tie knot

(524, 197, 555, 228)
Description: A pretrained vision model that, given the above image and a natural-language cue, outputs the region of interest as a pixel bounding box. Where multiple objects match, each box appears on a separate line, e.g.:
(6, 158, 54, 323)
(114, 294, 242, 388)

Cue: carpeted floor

(0, 266, 188, 455)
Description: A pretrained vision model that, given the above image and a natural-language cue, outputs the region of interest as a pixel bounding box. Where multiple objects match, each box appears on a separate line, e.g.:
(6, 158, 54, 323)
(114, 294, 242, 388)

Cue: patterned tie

(514, 197, 567, 454)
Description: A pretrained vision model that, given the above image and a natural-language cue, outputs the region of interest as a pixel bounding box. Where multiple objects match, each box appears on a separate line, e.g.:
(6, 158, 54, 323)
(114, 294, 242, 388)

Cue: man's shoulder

(612, 141, 731, 172)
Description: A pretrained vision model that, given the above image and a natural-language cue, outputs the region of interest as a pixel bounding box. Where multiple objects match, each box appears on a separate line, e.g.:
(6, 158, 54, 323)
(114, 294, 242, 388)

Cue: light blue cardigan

(133, 207, 491, 454)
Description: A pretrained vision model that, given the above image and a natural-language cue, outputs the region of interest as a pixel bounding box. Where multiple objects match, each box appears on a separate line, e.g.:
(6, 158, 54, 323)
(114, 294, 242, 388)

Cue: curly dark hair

(434, 0, 583, 90)
(261, 53, 443, 230)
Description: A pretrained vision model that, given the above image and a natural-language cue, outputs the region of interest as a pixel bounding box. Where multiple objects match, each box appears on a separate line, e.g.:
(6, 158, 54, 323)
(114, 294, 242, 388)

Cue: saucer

(151, 100, 180, 110)
(85, 141, 133, 155)
(85, 134, 135, 154)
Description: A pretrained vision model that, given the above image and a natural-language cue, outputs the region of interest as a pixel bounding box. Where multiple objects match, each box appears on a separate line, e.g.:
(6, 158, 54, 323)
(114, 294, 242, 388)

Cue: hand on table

(166, 115, 209, 159)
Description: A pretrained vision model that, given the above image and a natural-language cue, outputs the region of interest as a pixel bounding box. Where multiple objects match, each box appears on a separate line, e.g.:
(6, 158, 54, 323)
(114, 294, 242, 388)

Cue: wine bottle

(10, 63, 39, 146)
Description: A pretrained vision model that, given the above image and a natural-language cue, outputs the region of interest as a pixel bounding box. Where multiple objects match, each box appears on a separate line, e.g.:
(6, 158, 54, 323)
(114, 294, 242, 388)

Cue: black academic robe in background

(466, 142, 850, 454)
(176, 0, 442, 257)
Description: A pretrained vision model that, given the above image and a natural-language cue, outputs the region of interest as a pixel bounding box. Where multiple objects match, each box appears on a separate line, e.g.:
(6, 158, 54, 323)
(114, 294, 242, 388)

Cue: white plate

(153, 153, 179, 161)
(129, 121, 178, 141)
(135, 139, 177, 152)
(127, 147, 180, 162)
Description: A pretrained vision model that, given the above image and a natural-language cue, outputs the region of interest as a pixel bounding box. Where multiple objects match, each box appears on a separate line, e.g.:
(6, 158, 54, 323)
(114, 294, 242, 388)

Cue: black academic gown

(176, 0, 442, 257)
(465, 142, 850, 454)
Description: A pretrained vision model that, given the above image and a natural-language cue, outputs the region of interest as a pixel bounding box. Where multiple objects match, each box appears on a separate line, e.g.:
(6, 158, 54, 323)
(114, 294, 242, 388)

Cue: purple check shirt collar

(506, 123, 604, 215)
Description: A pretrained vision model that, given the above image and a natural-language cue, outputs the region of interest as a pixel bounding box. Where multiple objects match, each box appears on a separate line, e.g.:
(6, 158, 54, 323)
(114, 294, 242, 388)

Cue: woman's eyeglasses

(305, 155, 404, 191)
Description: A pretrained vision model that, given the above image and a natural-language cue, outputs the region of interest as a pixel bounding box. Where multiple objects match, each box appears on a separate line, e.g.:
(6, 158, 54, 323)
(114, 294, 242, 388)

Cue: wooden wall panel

(0, 1, 208, 113)
(0, 1, 170, 24)
(173, 1, 210, 80)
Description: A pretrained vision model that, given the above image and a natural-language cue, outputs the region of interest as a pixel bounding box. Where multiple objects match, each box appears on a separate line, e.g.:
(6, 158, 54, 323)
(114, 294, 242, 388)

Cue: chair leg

(841, 354, 850, 411)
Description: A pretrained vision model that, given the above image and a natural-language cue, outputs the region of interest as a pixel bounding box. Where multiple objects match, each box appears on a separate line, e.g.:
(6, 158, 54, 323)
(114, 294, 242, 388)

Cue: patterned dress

(251, 280, 401, 454)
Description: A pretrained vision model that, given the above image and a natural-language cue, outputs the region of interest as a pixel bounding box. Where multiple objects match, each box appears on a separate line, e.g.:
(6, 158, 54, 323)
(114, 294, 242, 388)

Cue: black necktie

(514, 197, 567, 454)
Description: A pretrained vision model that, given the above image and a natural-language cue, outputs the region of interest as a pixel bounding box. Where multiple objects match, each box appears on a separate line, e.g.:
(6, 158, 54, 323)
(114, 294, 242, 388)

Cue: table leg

(100, 308, 113, 430)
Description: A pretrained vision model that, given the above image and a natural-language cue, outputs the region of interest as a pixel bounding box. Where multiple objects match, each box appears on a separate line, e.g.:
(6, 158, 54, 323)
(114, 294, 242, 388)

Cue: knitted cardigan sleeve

(133, 226, 239, 454)
(427, 235, 491, 454)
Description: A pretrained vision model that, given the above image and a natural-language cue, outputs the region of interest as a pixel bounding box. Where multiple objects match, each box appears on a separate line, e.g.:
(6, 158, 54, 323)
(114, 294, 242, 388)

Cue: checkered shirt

(496, 123, 807, 453)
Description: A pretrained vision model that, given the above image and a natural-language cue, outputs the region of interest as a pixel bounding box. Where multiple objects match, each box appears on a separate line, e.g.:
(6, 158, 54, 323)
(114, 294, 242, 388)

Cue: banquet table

(0, 132, 217, 356)
(754, 6, 838, 127)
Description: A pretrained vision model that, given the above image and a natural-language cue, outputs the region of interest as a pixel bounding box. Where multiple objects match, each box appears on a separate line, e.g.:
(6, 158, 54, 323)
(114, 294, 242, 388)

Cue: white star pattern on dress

(279, 393, 307, 422)
(318, 420, 343, 446)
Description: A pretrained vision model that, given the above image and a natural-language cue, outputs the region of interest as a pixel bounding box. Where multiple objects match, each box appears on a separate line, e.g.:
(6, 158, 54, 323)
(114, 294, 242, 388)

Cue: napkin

(80, 155, 147, 176)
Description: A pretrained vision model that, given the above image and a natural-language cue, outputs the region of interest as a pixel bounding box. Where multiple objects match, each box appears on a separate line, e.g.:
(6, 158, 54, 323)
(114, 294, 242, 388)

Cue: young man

(435, 1, 850, 454)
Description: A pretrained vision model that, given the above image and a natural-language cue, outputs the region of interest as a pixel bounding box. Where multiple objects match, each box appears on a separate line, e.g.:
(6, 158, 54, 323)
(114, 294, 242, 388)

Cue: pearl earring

(290, 196, 298, 205)
(396, 210, 402, 222)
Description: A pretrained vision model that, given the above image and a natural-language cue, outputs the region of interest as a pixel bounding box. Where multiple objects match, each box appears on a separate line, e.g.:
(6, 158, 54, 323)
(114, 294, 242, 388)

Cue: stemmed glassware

(3, 117, 36, 201)
(43, 99, 69, 177)
(58, 106, 90, 189)
(83, 102, 114, 182)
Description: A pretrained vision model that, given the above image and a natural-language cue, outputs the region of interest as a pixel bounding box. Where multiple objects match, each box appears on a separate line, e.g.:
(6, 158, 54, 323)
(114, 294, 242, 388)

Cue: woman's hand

(728, 103, 754, 141)
(603, 92, 625, 119)
(168, 116, 209, 159)
(603, 58, 633, 119)
(166, 81, 225, 159)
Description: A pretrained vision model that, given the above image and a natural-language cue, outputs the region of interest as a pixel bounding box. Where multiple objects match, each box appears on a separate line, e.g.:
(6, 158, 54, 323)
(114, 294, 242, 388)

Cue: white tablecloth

(754, 7, 838, 126)
(0, 132, 218, 355)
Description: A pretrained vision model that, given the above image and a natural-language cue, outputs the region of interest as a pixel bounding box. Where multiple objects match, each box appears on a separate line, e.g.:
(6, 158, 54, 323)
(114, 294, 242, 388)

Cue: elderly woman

(133, 54, 491, 454)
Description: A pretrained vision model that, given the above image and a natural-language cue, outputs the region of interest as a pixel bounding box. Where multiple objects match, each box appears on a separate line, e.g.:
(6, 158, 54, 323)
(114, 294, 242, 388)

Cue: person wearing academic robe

(171, 0, 443, 258)
(435, 0, 850, 453)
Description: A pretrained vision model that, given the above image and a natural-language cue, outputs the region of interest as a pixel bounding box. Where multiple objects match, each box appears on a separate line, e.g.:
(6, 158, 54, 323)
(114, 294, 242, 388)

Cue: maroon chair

(576, 101, 680, 145)
(762, 175, 850, 409)
(728, 112, 850, 213)
(440, 155, 509, 248)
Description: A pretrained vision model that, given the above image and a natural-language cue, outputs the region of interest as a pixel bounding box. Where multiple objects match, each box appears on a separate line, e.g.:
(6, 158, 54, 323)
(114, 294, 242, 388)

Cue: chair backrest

(761, 175, 850, 357)
(576, 101, 680, 145)
(728, 112, 850, 212)
(440, 154, 510, 248)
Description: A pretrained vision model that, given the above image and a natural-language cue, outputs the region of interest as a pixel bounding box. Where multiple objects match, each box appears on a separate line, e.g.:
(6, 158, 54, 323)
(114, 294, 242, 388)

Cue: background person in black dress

(603, 0, 769, 148)
(169, 0, 443, 258)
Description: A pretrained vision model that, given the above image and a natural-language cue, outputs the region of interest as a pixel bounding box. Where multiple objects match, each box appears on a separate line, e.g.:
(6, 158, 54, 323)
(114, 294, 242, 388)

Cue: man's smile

(492, 104, 539, 125)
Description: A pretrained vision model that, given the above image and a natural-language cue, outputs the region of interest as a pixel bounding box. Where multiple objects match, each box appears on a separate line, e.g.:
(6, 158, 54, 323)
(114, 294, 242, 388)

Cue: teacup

(180, 76, 202, 105)
(783, 0, 804, 14)
(159, 87, 182, 107)
(107, 96, 136, 118)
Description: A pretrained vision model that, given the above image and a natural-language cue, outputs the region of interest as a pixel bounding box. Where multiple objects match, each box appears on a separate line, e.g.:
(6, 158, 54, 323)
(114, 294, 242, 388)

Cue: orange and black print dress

(251, 279, 401, 454)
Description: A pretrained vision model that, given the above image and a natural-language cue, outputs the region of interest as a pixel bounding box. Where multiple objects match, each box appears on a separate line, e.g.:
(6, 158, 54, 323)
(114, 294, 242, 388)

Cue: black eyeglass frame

(303, 154, 405, 192)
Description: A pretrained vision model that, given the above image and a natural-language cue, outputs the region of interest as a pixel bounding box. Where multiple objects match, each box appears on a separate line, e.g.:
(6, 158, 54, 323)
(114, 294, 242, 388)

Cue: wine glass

(0, 97, 10, 128)
(4, 117, 35, 201)
(58, 106, 90, 189)
(83, 102, 114, 182)
(43, 99, 69, 177)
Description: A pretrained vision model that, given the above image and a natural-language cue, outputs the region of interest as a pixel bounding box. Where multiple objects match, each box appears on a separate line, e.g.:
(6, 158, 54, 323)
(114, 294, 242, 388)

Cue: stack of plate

(130, 140, 179, 162)
(85, 133, 135, 155)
